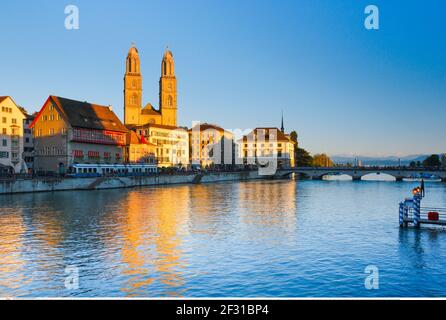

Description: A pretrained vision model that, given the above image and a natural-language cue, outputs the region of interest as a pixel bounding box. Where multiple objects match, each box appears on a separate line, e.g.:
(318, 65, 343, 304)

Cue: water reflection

(0, 209, 27, 296)
(0, 179, 446, 297)
(237, 180, 297, 239)
(119, 187, 190, 297)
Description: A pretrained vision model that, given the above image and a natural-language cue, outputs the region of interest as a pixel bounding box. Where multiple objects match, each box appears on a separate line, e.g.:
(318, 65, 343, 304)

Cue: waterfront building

(124, 130, 157, 165)
(189, 123, 235, 168)
(239, 127, 295, 168)
(131, 124, 189, 168)
(124, 46, 178, 127)
(23, 112, 36, 172)
(31, 96, 128, 174)
(0, 96, 26, 173)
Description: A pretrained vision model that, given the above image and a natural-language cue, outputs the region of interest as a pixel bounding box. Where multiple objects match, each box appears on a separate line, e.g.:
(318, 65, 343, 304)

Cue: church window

(167, 95, 173, 107)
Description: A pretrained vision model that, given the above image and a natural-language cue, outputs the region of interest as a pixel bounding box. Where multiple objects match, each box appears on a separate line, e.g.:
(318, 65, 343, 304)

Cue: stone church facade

(124, 46, 178, 127)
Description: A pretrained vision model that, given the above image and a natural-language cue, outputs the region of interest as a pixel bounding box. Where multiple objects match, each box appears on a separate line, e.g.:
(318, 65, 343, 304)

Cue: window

(50, 115, 55, 121)
(49, 128, 55, 135)
(2, 117, 6, 124)
(167, 95, 173, 107)
(2, 139, 6, 147)
(0, 151, 9, 158)
(12, 118, 17, 124)
(61, 128, 67, 135)
(2, 128, 6, 135)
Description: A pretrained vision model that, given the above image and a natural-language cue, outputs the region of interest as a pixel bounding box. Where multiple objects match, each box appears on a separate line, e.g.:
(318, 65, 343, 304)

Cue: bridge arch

(361, 172, 398, 181)
(278, 167, 446, 182)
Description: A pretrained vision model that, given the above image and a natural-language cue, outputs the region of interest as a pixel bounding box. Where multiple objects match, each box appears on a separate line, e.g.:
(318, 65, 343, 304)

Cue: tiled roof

(134, 123, 182, 130)
(0, 96, 9, 103)
(33, 96, 128, 133)
(241, 127, 291, 142)
(127, 130, 156, 146)
(189, 123, 226, 133)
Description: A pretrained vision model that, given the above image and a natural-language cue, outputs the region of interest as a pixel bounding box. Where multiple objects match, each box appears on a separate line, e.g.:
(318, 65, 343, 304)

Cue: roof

(189, 123, 228, 133)
(128, 46, 139, 57)
(141, 103, 161, 116)
(31, 96, 128, 133)
(241, 127, 291, 143)
(134, 123, 182, 130)
(163, 48, 173, 59)
(0, 96, 27, 117)
(127, 130, 157, 146)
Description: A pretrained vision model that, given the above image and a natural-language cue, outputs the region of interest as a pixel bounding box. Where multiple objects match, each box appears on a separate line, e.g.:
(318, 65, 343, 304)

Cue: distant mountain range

(330, 154, 431, 166)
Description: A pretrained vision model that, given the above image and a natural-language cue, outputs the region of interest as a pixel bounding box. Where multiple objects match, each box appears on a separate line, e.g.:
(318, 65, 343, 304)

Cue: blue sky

(0, 0, 445, 156)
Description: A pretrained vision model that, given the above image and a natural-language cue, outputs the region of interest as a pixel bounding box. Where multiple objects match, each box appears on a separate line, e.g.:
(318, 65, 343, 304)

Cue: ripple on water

(0, 179, 445, 297)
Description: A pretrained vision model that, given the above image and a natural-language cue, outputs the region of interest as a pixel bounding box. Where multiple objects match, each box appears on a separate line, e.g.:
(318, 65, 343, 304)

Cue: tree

(441, 154, 446, 167)
(409, 161, 416, 168)
(295, 147, 313, 167)
(312, 153, 334, 167)
(289, 131, 298, 167)
(289, 131, 298, 144)
(422, 154, 441, 167)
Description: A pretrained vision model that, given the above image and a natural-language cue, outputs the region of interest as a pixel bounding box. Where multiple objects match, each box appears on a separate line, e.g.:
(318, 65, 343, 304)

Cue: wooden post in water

(413, 194, 421, 228)
(399, 202, 404, 227)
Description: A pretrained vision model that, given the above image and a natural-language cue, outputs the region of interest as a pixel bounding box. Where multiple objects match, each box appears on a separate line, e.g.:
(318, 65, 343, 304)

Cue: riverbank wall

(0, 171, 283, 195)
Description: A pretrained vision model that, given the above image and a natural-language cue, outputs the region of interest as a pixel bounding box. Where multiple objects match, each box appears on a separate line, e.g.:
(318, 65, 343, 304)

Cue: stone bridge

(279, 167, 446, 182)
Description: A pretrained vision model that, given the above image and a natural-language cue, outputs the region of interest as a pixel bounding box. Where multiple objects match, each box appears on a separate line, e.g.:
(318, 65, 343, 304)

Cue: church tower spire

(159, 48, 177, 126)
(281, 110, 285, 133)
(124, 45, 142, 125)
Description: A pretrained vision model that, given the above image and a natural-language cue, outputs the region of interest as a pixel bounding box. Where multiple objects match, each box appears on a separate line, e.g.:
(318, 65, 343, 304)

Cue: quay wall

(0, 171, 275, 195)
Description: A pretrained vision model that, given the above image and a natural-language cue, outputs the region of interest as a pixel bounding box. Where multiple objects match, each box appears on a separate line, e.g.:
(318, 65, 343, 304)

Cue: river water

(1, 177, 446, 297)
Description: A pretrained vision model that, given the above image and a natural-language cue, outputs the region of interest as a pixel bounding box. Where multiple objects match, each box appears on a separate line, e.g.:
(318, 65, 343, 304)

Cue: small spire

(281, 110, 285, 133)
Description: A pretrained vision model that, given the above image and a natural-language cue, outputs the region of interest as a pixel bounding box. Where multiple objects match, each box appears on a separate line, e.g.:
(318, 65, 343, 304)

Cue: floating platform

(399, 194, 446, 228)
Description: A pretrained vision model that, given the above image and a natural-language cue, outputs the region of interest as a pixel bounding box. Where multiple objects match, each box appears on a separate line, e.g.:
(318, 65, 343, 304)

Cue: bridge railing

(420, 207, 446, 220)
(291, 166, 445, 171)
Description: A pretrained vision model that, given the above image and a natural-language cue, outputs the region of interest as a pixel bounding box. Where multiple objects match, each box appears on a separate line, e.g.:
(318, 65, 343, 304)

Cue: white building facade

(0, 96, 26, 173)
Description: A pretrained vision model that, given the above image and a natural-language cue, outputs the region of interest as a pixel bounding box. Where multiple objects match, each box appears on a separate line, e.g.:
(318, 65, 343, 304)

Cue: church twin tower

(124, 46, 177, 127)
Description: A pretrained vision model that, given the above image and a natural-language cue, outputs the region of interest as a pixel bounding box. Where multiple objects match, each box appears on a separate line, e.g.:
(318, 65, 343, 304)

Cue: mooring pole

(399, 202, 405, 227)
(413, 194, 421, 228)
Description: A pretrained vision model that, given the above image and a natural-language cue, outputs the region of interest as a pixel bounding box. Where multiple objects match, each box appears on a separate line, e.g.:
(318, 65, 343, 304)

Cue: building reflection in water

(119, 186, 190, 297)
(0, 209, 27, 296)
(237, 180, 297, 241)
(0, 194, 68, 297)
